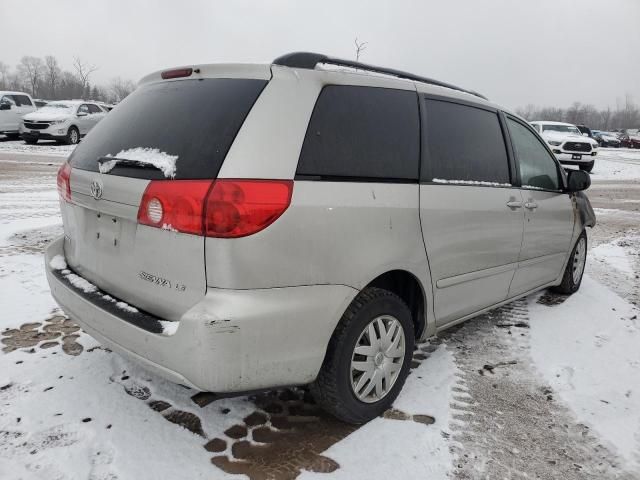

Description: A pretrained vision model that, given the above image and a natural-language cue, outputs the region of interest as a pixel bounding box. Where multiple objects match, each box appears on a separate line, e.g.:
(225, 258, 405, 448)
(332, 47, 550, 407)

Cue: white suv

(46, 53, 595, 423)
(20, 100, 107, 145)
(530, 121, 598, 172)
(0, 91, 37, 139)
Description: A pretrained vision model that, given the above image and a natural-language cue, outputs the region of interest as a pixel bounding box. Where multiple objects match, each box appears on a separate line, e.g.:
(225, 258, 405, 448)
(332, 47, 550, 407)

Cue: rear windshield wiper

(98, 156, 163, 174)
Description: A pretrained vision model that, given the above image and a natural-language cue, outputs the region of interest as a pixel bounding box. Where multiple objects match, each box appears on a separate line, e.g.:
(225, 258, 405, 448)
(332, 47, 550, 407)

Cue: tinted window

(1, 95, 16, 106)
(423, 99, 510, 184)
(87, 104, 102, 114)
(11, 95, 32, 107)
(69, 78, 267, 179)
(507, 117, 560, 191)
(297, 85, 419, 180)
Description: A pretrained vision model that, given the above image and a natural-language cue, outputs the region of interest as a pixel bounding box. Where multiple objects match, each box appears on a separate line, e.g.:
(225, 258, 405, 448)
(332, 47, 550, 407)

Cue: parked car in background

(33, 99, 49, 108)
(46, 52, 595, 424)
(98, 102, 115, 112)
(19, 100, 107, 145)
(592, 130, 621, 148)
(530, 121, 598, 172)
(0, 91, 37, 139)
(619, 133, 640, 149)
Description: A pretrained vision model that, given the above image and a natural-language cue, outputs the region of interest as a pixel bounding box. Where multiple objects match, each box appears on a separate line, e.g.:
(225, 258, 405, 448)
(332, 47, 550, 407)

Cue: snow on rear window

(99, 148, 178, 178)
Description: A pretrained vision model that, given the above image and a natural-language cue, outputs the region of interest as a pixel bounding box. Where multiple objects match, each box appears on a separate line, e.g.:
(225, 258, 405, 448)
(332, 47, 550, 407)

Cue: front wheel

(24, 138, 38, 145)
(65, 127, 80, 145)
(311, 287, 415, 424)
(552, 231, 587, 295)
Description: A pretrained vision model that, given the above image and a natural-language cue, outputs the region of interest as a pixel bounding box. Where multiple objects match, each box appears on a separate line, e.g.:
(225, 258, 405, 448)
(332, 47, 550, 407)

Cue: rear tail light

(137, 179, 293, 238)
(138, 180, 212, 235)
(205, 180, 293, 238)
(57, 162, 72, 202)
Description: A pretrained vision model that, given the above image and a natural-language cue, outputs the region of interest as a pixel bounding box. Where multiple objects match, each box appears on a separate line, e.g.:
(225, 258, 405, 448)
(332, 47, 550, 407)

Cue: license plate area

(571, 154, 582, 160)
(93, 211, 124, 249)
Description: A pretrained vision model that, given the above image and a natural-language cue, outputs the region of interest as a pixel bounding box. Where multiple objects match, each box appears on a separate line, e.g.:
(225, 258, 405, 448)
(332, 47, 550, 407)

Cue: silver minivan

(46, 53, 595, 423)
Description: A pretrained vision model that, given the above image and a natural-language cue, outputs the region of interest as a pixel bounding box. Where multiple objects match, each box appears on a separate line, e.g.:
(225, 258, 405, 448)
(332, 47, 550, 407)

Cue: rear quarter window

(69, 78, 267, 180)
(296, 85, 420, 181)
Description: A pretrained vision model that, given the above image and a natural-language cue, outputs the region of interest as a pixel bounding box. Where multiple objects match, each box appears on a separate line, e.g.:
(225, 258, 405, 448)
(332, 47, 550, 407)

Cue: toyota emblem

(90, 179, 103, 200)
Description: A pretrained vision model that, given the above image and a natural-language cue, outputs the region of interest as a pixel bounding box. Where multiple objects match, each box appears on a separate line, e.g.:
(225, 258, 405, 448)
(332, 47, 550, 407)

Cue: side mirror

(566, 169, 591, 192)
(77, 111, 88, 117)
(0, 103, 11, 111)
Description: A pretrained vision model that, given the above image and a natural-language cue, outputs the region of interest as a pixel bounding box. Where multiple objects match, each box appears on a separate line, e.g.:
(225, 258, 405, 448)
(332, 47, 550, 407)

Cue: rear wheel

(311, 287, 415, 424)
(579, 161, 594, 173)
(65, 127, 79, 145)
(552, 231, 587, 295)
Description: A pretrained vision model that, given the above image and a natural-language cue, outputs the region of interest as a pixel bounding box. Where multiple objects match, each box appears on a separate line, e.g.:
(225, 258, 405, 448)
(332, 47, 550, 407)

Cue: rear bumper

(45, 235, 357, 392)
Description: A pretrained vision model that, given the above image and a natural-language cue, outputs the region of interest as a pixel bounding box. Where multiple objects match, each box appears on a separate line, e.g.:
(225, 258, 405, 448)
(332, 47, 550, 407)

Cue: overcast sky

(1, 0, 639, 109)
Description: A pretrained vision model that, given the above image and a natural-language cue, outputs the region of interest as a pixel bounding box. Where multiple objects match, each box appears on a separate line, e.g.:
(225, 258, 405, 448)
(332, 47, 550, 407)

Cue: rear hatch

(62, 73, 268, 321)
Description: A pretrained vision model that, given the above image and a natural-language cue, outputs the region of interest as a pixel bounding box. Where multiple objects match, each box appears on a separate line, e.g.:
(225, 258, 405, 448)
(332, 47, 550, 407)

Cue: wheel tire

(579, 161, 594, 173)
(66, 127, 80, 145)
(551, 231, 587, 295)
(24, 138, 38, 145)
(311, 287, 415, 424)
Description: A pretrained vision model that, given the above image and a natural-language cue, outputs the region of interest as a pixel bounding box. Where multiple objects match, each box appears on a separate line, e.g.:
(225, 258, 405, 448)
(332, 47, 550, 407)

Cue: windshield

(542, 124, 581, 134)
(38, 103, 75, 114)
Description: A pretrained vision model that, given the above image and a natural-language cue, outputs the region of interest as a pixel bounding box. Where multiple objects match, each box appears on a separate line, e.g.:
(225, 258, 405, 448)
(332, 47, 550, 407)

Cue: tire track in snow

(442, 298, 639, 479)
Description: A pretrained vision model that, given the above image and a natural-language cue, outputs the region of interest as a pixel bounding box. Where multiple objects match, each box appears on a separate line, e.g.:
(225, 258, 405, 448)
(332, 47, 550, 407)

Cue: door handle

(506, 201, 523, 209)
(524, 201, 538, 210)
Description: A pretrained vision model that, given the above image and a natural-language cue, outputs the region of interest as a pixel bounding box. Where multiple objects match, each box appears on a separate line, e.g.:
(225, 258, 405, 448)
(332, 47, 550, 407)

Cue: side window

(297, 85, 419, 180)
(506, 117, 561, 191)
(423, 99, 510, 184)
(12, 95, 33, 107)
(1, 95, 16, 106)
(78, 104, 90, 114)
(87, 104, 102, 114)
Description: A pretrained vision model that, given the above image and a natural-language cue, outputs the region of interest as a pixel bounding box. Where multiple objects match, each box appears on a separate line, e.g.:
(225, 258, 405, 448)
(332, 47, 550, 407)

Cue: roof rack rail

(272, 52, 488, 101)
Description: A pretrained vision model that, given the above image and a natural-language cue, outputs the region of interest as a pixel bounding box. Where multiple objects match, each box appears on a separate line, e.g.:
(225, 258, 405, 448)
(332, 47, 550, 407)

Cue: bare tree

(109, 77, 136, 103)
(72, 56, 98, 98)
(354, 38, 368, 61)
(44, 55, 61, 98)
(0, 62, 9, 90)
(17, 56, 44, 96)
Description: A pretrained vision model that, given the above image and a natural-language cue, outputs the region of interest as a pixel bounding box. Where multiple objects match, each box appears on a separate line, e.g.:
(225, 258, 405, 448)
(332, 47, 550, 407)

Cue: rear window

(296, 85, 420, 181)
(422, 99, 510, 185)
(69, 78, 267, 179)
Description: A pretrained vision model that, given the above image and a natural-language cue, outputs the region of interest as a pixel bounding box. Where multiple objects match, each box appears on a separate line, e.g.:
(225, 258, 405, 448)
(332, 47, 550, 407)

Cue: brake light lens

(57, 162, 72, 202)
(205, 180, 293, 238)
(138, 180, 212, 234)
(137, 179, 293, 238)
(161, 68, 193, 80)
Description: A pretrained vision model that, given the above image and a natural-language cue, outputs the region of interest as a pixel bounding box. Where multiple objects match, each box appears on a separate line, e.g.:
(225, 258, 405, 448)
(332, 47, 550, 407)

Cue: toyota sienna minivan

(46, 52, 595, 423)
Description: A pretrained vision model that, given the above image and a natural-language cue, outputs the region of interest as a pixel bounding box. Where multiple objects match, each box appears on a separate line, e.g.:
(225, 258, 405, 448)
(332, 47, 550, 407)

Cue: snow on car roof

(530, 121, 576, 126)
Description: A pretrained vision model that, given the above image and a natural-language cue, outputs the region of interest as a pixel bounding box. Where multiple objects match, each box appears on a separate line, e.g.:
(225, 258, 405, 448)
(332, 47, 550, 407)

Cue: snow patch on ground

(99, 148, 178, 178)
(0, 139, 75, 156)
(586, 148, 640, 181)
(529, 276, 640, 470)
(590, 239, 636, 277)
(304, 346, 456, 480)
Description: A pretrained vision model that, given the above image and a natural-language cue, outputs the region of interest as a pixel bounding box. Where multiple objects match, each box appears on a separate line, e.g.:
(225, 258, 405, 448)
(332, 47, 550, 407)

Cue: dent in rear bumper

(45, 235, 357, 392)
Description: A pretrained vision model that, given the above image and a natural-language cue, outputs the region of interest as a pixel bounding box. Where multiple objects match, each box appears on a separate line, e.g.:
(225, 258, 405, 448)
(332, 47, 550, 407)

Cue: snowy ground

(1, 146, 639, 479)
